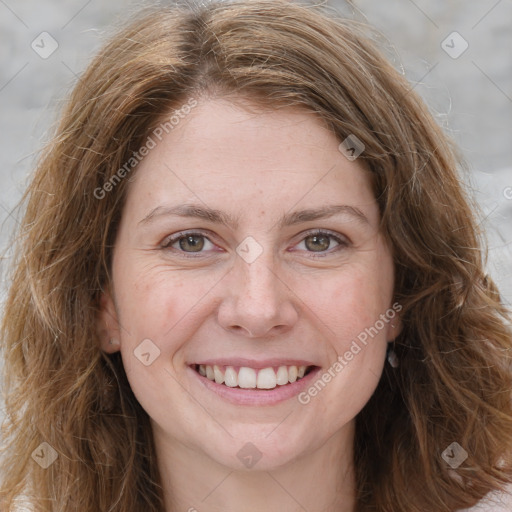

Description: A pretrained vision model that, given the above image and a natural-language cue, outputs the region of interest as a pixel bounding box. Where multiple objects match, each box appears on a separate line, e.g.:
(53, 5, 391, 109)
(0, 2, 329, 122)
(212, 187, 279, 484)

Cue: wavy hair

(1, 1, 511, 510)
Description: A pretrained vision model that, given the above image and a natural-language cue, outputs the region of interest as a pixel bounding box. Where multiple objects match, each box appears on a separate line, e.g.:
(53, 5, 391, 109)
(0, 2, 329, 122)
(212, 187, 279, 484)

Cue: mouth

(190, 363, 317, 390)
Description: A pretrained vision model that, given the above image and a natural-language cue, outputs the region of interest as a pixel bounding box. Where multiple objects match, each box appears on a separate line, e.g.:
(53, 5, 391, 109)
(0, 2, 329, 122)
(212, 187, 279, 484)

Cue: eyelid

(161, 228, 350, 258)
(161, 229, 217, 248)
(289, 228, 350, 257)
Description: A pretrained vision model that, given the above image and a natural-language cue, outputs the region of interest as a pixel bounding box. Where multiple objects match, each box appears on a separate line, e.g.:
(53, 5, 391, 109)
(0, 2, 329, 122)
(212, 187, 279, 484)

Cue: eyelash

(161, 229, 349, 259)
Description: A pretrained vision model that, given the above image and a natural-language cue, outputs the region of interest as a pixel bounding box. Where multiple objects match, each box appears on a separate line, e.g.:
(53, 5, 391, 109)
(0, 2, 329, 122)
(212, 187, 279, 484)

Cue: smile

(192, 363, 314, 390)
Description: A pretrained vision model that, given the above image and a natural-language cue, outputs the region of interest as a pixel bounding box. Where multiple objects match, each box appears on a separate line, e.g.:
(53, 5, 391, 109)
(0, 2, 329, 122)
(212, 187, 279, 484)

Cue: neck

(154, 423, 356, 512)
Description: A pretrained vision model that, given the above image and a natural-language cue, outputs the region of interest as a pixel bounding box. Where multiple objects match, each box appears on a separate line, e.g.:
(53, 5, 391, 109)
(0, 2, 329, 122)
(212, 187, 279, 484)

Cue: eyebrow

(138, 203, 370, 229)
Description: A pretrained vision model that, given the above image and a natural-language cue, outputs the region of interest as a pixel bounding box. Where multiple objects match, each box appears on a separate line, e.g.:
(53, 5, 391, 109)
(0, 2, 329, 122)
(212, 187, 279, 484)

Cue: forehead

(122, 97, 377, 225)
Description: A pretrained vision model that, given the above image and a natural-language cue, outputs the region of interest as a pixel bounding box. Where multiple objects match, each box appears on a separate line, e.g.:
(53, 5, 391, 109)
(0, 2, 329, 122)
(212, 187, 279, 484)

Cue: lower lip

(187, 366, 321, 406)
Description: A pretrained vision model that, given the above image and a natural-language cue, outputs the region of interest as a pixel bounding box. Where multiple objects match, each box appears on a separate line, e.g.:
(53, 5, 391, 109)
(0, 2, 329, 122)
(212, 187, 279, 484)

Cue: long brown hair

(1, 1, 511, 510)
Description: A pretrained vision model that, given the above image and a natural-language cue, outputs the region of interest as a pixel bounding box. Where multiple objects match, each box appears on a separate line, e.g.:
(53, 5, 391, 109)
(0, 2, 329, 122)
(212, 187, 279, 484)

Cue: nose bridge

(235, 245, 281, 311)
(217, 238, 298, 337)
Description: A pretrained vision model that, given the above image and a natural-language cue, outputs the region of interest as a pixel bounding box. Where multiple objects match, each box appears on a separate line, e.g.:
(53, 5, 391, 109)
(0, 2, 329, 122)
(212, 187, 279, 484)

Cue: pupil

(306, 234, 329, 252)
(180, 235, 204, 252)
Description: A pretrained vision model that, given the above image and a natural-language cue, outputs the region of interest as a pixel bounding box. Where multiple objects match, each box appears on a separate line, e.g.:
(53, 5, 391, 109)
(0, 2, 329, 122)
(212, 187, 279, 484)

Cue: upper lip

(189, 358, 318, 369)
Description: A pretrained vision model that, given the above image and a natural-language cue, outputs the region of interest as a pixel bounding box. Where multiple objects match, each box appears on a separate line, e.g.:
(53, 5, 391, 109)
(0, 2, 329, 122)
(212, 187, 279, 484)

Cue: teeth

(238, 367, 257, 388)
(196, 364, 309, 389)
(257, 368, 277, 389)
(224, 366, 238, 387)
(213, 365, 224, 384)
(276, 366, 288, 385)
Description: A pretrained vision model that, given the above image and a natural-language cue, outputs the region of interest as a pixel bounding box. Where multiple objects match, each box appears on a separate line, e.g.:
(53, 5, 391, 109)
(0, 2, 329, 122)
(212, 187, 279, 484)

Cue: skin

(98, 96, 400, 512)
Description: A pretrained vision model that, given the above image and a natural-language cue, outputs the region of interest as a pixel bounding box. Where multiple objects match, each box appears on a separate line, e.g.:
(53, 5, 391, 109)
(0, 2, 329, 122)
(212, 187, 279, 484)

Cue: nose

(217, 251, 299, 338)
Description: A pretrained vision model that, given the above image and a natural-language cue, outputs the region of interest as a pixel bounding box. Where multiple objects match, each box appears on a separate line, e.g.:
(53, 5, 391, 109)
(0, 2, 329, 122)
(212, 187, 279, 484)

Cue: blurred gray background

(0, 1, 511, 509)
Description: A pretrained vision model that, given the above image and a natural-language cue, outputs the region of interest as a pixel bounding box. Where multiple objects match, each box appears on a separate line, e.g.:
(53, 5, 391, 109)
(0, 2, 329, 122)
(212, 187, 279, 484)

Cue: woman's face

(99, 97, 399, 470)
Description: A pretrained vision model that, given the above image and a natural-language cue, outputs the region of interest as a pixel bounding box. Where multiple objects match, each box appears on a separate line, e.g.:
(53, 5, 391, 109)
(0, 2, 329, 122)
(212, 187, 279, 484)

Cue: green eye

(162, 229, 348, 259)
(296, 230, 346, 255)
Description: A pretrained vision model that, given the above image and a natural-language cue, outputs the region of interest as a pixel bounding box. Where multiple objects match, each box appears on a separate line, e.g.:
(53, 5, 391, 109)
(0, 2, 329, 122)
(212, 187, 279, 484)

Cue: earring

(109, 338, 120, 346)
(386, 344, 399, 368)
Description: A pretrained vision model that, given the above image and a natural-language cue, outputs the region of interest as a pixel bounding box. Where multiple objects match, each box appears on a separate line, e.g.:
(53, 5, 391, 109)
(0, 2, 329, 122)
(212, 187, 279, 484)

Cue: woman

(1, 1, 511, 510)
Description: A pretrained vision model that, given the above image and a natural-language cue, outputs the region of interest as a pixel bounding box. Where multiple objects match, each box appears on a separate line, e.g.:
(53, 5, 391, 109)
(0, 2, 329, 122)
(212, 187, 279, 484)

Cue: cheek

(116, 261, 220, 344)
(114, 263, 221, 398)
(297, 260, 393, 428)
(306, 262, 393, 349)
(115, 265, 212, 427)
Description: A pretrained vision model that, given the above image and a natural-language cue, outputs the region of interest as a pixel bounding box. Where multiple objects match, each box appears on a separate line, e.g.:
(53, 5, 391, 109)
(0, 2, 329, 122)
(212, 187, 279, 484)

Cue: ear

(97, 289, 122, 353)
(386, 305, 403, 342)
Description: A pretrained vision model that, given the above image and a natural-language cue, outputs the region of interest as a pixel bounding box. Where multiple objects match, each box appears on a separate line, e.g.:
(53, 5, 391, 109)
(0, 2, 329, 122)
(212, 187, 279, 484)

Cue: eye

(162, 231, 217, 256)
(294, 230, 348, 256)
(161, 229, 348, 259)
